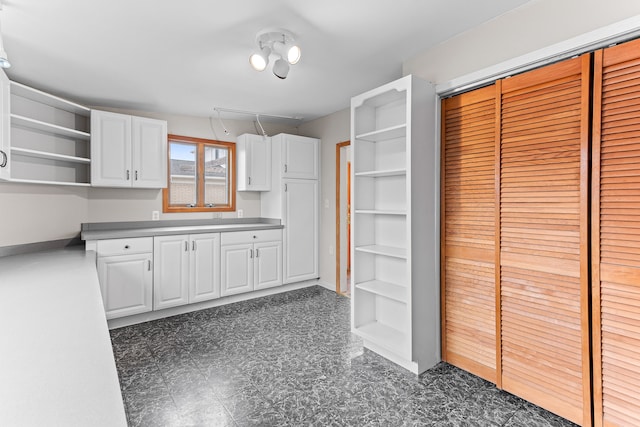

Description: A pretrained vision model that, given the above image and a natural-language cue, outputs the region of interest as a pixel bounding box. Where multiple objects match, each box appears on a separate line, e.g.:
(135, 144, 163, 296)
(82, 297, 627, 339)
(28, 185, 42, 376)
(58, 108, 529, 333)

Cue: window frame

(162, 134, 236, 213)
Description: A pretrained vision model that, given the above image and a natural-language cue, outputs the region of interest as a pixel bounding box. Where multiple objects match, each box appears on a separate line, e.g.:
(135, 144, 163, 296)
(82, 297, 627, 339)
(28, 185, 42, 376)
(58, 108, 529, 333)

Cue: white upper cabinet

(132, 117, 167, 188)
(276, 133, 319, 180)
(237, 133, 271, 191)
(91, 110, 167, 188)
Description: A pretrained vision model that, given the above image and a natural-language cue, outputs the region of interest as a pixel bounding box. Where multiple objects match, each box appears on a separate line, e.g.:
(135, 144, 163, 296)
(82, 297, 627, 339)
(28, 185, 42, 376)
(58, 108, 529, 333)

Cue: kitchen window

(163, 134, 236, 213)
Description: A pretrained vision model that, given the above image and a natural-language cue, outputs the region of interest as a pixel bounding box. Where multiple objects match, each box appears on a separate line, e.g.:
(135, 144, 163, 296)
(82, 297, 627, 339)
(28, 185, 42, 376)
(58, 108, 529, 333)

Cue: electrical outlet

(237, 209, 244, 218)
(152, 211, 160, 221)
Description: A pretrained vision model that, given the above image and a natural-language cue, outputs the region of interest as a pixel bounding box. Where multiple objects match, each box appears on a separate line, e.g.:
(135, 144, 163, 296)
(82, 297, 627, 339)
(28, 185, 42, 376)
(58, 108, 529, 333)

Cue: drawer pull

(124, 245, 130, 249)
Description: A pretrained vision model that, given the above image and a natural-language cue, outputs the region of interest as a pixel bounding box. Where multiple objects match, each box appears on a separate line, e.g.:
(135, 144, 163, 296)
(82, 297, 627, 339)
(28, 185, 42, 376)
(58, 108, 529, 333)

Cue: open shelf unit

(350, 74, 439, 374)
(0, 73, 92, 186)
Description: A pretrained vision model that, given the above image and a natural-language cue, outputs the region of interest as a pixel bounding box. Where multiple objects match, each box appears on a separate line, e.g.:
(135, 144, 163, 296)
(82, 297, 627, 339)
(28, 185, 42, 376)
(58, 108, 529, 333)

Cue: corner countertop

(0, 248, 127, 427)
(81, 217, 283, 240)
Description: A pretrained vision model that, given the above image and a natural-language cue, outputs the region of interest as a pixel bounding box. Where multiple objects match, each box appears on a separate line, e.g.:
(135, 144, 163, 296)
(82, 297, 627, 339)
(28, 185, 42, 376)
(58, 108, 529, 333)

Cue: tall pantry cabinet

(350, 75, 440, 374)
(261, 134, 319, 284)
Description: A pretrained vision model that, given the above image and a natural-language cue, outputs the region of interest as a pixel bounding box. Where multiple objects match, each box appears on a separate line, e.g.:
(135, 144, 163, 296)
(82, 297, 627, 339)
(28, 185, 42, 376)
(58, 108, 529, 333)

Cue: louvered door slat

(499, 55, 591, 426)
(441, 84, 498, 383)
(593, 38, 640, 427)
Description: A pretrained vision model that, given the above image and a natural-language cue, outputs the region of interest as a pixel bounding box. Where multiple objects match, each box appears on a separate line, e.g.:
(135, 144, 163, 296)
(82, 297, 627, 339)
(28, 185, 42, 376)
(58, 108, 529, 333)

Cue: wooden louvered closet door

(441, 85, 499, 383)
(593, 38, 640, 427)
(499, 55, 591, 426)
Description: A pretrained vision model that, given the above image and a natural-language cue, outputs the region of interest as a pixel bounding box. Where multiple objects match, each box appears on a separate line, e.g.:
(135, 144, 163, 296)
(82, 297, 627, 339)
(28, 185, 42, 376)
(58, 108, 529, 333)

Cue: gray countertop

(0, 247, 127, 426)
(81, 217, 283, 240)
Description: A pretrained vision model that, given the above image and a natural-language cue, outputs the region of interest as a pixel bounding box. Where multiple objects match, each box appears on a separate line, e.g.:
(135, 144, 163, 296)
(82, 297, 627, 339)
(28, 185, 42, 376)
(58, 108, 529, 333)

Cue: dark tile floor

(110, 286, 578, 427)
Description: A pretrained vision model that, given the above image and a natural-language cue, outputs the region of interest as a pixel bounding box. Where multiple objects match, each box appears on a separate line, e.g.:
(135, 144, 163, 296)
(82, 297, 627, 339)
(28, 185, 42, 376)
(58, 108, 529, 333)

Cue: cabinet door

(154, 235, 190, 310)
(189, 233, 220, 303)
(282, 135, 318, 179)
(91, 110, 132, 187)
(132, 116, 167, 188)
(237, 134, 271, 191)
(283, 178, 318, 283)
(0, 70, 9, 181)
(221, 243, 253, 296)
(97, 253, 153, 319)
(254, 240, 282, 290)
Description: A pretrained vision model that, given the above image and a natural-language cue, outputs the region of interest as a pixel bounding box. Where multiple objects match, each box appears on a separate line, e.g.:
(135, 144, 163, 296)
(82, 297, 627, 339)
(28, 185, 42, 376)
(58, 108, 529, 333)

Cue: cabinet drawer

(97, 237, 153, 256)
(221, 229, 282, 245)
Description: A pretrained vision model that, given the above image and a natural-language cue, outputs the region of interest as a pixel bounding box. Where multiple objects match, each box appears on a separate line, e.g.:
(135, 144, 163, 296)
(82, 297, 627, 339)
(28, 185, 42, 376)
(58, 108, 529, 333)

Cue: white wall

(404, 0, 640, 84)
(298, 108, 350, 289)
(0, 183, 88, 246)
(0, 107, 298, 247)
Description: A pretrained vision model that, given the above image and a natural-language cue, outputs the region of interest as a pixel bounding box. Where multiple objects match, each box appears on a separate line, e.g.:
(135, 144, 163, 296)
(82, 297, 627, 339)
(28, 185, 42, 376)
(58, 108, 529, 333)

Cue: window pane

(169, 142, 197, 206)
(204, 145, 228, 206)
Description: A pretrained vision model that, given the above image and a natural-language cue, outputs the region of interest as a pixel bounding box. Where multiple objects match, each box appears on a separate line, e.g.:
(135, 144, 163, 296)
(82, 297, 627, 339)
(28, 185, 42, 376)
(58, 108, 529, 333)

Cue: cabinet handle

(184, 241, 188, 252)
(0, 150, 7, 168)
(126, 170, 130, 180)
(285, 183, 287, 192)
(148, 260, 151, 271)
(250, 249, 253, 258)
(284, 164, 288, 173)
(124, 245, 130, 249)
(192, 240, 196, 251)
(135, 170, 138, 181)
(248, 176, 251, 185)
(256, 248, 259, 258)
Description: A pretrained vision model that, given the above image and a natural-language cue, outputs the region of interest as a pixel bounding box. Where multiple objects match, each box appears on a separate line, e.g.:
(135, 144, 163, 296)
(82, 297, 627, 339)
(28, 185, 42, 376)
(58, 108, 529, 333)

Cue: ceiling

(2, 0, 531, 123)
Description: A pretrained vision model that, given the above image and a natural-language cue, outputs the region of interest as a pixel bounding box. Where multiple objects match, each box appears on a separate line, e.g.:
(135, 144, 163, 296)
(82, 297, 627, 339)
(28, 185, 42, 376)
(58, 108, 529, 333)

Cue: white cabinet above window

(91, 110, 167, 188)
(236, 133, 271, 191)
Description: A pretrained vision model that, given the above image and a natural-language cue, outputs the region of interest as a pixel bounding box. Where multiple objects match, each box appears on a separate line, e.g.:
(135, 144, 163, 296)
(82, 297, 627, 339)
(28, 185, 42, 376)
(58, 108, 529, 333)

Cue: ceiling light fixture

(0, 3, 10, 69)
(249, 28, 300, 79)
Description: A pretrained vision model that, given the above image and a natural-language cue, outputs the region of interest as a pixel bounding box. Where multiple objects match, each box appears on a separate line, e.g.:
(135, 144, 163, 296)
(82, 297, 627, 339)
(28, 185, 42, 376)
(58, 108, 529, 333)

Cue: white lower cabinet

(90, 228, 282, 320)
(221, 229, 282, 297)
(154, 233, 221, 310)
(96, 237, 153, 319)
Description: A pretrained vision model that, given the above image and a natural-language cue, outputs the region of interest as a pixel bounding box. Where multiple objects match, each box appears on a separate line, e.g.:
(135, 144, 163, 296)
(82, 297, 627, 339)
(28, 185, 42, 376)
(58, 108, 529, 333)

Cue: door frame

(335, 140, 351, 295)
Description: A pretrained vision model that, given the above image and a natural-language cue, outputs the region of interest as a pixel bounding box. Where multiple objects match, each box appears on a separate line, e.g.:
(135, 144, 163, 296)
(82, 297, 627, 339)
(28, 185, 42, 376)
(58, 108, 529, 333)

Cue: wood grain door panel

(499, 55, 591, 426)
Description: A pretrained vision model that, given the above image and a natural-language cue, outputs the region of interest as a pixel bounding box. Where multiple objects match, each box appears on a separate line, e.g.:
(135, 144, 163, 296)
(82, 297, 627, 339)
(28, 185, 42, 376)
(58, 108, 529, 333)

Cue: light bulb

(287, 45, 301, 65)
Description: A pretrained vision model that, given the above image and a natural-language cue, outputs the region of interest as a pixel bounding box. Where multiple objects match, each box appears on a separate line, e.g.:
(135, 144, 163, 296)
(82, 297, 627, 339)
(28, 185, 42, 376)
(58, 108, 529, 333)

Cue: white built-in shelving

(350, 74, 439, 375)
(0, 74, 92, 186)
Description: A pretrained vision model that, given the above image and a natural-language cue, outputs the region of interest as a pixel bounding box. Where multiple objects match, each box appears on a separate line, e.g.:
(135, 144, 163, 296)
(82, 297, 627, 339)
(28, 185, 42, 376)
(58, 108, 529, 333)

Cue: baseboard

(108, 279, 319, 329)
(316, 280, 336, 293)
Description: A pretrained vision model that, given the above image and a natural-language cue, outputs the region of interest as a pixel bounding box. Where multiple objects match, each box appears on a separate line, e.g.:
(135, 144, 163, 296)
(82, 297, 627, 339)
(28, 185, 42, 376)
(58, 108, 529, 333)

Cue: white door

(91, 110, 132, 187)
(221, 243, 253, 296)
(249, 136, 271, 191)
(282, 135, 318, 180)
(283, 179, 319, 283)
(189, 233, 220, 303)
(154, 235, 190, 310)
(0, 70, 10, 181)
(132, 116, 167, 188)
(97, 253, 153, 319)
(254, 240, 282, 290)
